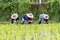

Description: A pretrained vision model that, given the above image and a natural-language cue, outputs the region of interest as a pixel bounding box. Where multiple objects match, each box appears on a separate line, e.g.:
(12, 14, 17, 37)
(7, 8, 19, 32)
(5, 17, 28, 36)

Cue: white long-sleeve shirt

(39, 14, 49, 21)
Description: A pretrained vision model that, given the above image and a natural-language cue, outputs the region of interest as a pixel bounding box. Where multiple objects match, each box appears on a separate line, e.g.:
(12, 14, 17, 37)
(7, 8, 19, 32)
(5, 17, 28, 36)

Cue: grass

(0, 23, 60, 40)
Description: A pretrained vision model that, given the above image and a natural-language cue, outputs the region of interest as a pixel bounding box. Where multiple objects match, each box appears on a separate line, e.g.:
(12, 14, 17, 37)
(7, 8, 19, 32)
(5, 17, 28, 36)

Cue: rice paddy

(0, 23, 60, 40)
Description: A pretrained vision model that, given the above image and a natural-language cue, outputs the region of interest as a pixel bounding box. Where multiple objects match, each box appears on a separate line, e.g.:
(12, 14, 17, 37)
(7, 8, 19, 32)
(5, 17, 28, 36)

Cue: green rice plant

(0, 23, 60, 40)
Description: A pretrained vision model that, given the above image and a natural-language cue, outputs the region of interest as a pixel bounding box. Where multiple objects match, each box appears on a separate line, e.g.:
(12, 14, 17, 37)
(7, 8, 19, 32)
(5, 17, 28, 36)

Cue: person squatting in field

(11, 13, 19, 24)
(21, 13, 34, 24)
(39, 12, 49, 24)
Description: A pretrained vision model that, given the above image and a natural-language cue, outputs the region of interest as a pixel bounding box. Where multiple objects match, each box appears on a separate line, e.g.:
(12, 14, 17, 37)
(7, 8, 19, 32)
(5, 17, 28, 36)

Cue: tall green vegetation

(0, 0, 60, 22)
(47, 0, 60, 22)
(0, 0, 32, 21)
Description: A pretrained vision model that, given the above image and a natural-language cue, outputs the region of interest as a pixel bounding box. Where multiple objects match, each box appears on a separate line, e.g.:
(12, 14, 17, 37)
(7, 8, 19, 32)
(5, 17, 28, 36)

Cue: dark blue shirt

(23, 14, 32, 21)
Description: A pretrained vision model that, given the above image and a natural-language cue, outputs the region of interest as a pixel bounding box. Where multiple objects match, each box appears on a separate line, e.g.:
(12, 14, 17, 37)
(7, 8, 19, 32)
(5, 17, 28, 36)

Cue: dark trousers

(39, 19, 48, 24)
(22, 20, 32, 24)
(11, 17, 19, 24)
(21, 17, 32, 24)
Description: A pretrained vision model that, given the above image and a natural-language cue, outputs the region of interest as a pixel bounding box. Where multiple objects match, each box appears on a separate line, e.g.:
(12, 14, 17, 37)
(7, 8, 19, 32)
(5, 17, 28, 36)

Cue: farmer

(21, 13, 34, 24)
(11, 13, 19, 24)
(39, 12, 49, 24)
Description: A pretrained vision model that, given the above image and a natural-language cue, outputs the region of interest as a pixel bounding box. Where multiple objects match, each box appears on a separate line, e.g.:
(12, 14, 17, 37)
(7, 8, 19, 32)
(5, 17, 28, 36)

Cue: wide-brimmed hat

(11, 13, 18, 19)
(27, 13, 34, 18)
